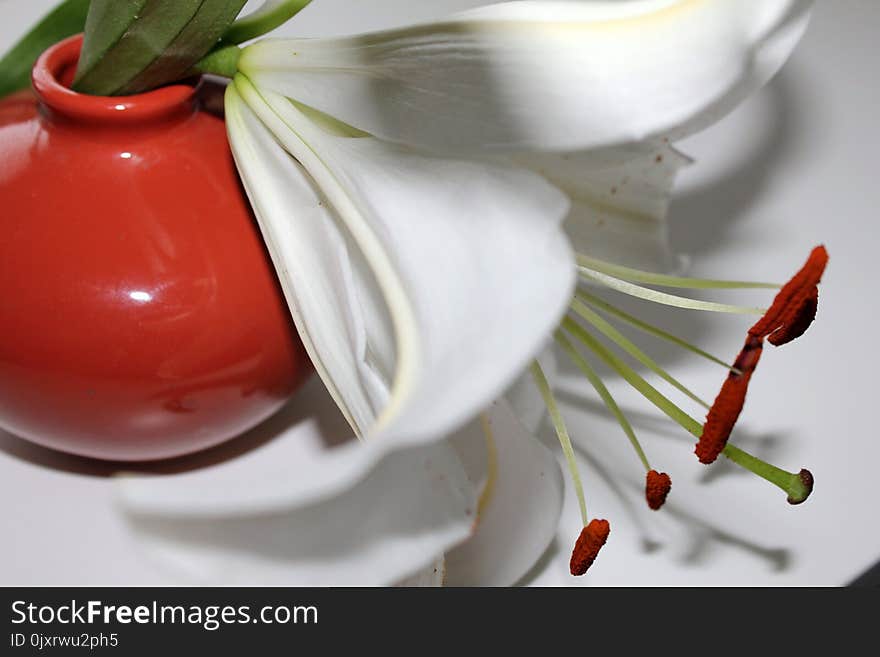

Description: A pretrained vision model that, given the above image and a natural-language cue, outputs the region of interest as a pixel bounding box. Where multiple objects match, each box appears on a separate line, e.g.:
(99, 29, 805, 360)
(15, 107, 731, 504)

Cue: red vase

(0, 36, 312, 461)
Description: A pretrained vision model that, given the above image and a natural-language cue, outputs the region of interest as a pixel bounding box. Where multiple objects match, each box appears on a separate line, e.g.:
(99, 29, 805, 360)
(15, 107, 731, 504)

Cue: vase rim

(33, 35, 201, 123)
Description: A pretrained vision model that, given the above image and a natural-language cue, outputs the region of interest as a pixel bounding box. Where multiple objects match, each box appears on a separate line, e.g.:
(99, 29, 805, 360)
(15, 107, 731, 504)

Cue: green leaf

(72, 0, 146, 90)
(0, 0, 91, 99)
(73, 0, 248, 96)
(117, 0, 249, 94)
(192, 0, 313, 79)
(223, 0, 312, 44)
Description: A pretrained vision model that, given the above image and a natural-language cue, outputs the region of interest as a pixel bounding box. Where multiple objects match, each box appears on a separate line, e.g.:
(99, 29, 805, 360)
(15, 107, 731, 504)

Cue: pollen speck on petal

(570, 519, 611, 576)
(697, 336, 763, 464)
(645, 470, 672, 510)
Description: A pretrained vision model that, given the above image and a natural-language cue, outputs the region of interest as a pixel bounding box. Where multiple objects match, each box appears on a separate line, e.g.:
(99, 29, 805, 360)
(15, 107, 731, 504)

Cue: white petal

(224, 82, 386, 434)
(116, 75, 575, 586)
(230, 76, 575, 444)
(444, 399, 563, 586)
(120, 424, 476, 586)
(520, 143, 692, 272)
(240, 0, 811, 154)
(395, 557, 446, 587)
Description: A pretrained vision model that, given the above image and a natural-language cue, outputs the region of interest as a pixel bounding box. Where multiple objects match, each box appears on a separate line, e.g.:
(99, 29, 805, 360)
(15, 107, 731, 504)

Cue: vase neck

(33, 35, 201, 127)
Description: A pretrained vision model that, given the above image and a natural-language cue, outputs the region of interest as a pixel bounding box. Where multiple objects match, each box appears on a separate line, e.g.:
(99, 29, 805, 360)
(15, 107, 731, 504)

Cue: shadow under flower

(664, 503, 792, 572)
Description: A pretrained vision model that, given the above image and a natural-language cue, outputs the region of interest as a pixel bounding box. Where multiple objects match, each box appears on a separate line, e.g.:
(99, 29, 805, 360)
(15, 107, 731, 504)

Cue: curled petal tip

(570, 519, 611, 576)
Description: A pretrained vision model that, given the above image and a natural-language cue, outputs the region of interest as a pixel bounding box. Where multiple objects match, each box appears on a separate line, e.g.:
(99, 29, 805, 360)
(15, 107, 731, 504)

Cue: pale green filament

(579, 267, 766, 315)
(562, 318, 811, 502)
(577, 254, 780, 290)
(569, 299, 711, 410)
(563, 318, 702, 436)
(576, 289, 741, 374)
(530, 361, 588, 526)
(556, 330, 651, 472)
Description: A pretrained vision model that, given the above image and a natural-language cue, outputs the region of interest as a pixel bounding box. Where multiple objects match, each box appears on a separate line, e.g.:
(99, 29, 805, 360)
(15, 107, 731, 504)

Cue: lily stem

(192, 43, 242, 79)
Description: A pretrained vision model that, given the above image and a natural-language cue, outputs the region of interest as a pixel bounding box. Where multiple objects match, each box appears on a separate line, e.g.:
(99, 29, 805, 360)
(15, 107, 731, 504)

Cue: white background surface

(1, 0, 878, 586)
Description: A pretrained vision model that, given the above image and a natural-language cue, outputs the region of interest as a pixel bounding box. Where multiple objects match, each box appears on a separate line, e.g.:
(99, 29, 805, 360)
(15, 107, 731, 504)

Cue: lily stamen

(571, 519, 611, 577)
(570, 247, 827, 471)
(699, 246, 829, 463)
(560, 317, 813, 504)
(645, 471, 673, 511)
(768, 287, 819, 347)
(697, 336, 762, 464)
(556, 330, 673, 511)
(749, 245, 829, 344)
(529, 361, 610, 576)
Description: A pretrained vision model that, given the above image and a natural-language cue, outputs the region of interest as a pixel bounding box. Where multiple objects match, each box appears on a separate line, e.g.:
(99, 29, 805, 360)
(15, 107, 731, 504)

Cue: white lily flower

(120, 0, 816, 585)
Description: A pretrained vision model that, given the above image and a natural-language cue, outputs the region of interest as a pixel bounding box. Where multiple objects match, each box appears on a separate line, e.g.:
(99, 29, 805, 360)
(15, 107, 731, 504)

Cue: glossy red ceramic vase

(0, 36, 312, 461)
